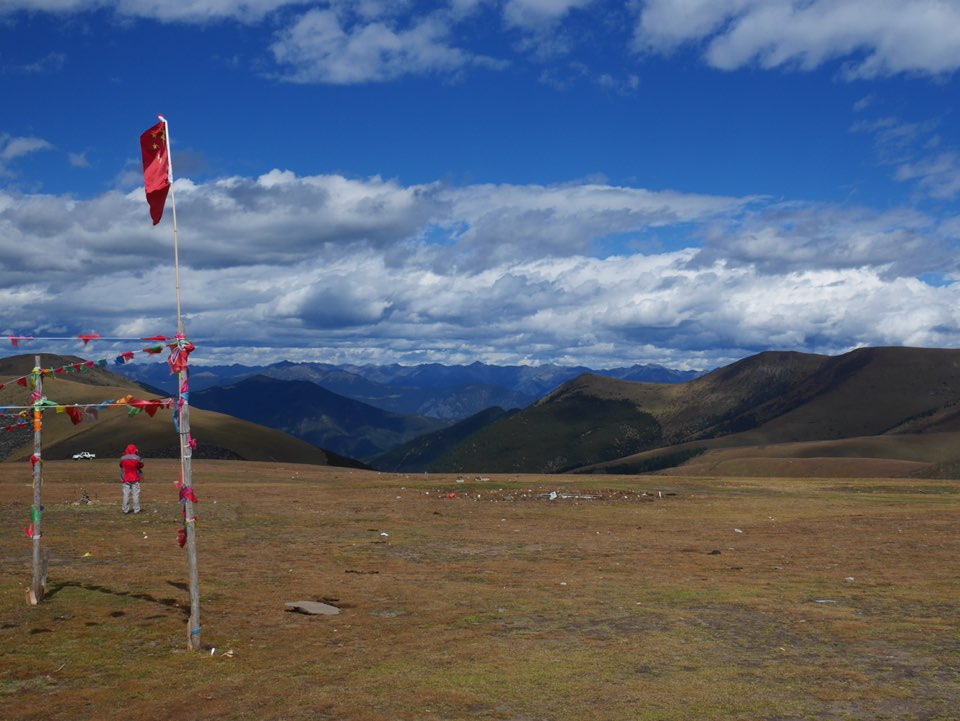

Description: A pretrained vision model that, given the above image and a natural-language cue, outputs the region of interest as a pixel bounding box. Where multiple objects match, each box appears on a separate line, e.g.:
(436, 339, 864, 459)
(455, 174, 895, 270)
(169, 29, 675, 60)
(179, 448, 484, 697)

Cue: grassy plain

(1, 460, 959, 720)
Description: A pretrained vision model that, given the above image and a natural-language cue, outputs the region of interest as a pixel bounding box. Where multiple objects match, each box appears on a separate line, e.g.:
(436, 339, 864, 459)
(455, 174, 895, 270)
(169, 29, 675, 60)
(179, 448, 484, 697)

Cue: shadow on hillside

(44, 580, 190, 617)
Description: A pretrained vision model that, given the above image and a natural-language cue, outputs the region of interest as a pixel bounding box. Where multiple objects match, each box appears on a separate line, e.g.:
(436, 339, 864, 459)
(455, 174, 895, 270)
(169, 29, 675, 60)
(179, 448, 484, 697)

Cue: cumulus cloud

(502, 0, 597, 29)
(1, 170, 958, 368)
(1, 135, 53, 162)
(696, 204, 954, 277)
(443, 182, 752, 265)
(634, 0, 960, 78)
(269, 7, 503, 83)
(0, 134, 54, 177)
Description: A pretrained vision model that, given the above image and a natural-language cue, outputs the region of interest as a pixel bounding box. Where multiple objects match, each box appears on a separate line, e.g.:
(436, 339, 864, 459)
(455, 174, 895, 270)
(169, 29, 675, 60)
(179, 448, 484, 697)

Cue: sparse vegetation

(2, 460, 959, 720)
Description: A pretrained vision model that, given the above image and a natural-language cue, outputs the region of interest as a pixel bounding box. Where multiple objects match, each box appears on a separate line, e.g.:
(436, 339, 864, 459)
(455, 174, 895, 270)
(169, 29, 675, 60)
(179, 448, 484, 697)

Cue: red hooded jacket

(119, 444, 144, 483)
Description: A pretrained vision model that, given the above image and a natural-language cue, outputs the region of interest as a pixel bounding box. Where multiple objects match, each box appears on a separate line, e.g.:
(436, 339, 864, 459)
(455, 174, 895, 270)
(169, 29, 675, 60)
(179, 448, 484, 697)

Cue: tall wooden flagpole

(158, 115, 202, 650)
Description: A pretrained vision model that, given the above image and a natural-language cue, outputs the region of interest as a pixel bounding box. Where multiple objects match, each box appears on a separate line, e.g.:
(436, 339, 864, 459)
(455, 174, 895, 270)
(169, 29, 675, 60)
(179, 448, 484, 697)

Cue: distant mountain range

(115, 360, 702, 419)
(11, 348, 960, 480)
(190, 375, 449, 462)
(176, 360, 700, 462)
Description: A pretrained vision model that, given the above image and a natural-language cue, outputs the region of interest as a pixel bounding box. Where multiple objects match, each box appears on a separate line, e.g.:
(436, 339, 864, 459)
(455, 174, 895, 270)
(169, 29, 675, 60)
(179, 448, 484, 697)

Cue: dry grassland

(1, 459, 959, 720)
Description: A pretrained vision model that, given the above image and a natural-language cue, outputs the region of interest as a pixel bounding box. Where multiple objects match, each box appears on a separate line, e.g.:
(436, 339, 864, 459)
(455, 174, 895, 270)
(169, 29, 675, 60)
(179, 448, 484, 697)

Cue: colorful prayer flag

(140, 119, 171, 225)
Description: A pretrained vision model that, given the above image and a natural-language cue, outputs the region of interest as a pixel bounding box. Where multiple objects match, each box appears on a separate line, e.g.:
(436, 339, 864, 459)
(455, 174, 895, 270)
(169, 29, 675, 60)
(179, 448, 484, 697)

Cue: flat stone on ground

(284, 601, 340, 615)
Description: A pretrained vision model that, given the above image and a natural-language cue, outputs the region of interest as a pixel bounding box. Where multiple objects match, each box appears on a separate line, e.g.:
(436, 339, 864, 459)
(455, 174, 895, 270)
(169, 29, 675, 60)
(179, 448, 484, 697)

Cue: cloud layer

(635, 0, 960, 78)
(1, 170, 957, 369)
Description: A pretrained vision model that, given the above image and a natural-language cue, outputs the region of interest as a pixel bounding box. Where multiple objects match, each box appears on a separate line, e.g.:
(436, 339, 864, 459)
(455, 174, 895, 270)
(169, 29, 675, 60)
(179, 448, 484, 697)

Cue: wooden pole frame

(21, 118, 202, 652)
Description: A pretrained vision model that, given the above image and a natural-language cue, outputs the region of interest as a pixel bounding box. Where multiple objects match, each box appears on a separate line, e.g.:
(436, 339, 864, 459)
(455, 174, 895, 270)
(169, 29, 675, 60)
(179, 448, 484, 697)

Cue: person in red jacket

(119, 443, 144, 514)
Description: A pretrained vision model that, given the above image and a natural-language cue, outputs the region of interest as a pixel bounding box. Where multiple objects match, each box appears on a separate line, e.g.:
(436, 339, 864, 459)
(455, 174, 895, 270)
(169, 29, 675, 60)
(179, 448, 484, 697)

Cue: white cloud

(696, 203, 952, 277)
(896, 151, 960, 200)
(1, 170, 958, 368)
(852, 114, 960, 201)
(634, 0, 960, 78)
(502, 0, 596, 29)
(1, 135, 53, 161)
(0, 0, 305, 23)
(68, 152, 91, 168)
(443, 181, 752, 265)
(270, 8, 498, 83)
(0, 134, 54, 178)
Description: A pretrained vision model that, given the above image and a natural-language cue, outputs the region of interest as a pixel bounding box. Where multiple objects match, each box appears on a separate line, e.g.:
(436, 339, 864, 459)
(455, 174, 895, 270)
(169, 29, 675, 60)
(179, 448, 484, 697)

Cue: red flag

(140, 119, 170, 225)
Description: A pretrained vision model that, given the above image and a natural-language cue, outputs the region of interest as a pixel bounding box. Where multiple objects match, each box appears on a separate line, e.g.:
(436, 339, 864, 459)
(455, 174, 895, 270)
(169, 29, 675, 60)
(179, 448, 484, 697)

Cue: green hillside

(432, 385, 663, 473)
(428, 347, 960, 476)
(372, 406, 516, 472)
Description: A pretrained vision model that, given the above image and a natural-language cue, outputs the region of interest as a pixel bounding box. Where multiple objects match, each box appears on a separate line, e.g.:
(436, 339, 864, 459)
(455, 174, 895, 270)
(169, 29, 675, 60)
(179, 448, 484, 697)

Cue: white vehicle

(72, 451, 96, 460)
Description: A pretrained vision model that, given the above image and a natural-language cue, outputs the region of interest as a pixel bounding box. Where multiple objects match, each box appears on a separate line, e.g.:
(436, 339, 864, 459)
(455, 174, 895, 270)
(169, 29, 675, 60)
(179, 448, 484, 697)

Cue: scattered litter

(734, 528, 743, 533)
(815, 599, 837, 604)
(210, 647, 216, 656)
(379, 532, 389, 538)
(538, 491, 599, 501)
(844, 577, 855, 583)
(454, 488, 667, 504)
(221, 649, 235, 658)
(285, 601, 341, 616)
(82, 552, 92, 557)
(456, 477, 465, 483)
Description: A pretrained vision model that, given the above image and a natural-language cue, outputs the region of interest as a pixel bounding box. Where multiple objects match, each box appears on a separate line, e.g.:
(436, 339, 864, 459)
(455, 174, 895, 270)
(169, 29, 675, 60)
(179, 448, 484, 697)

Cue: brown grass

(2, 460, 959, 720)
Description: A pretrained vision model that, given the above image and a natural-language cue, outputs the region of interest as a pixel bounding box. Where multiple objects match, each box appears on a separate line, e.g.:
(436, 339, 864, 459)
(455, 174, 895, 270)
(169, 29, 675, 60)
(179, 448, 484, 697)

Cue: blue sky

(1, 1, 959, 371)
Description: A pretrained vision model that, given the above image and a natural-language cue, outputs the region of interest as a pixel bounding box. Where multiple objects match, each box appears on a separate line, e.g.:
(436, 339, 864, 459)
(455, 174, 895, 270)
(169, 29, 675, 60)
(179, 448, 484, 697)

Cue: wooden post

(179, 365, 201, 650)
(28, 356, 46, 605)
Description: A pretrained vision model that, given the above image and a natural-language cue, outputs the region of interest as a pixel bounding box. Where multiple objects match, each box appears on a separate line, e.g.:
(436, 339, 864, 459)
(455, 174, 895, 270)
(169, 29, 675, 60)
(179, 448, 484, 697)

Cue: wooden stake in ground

(28, 355, 47, 605)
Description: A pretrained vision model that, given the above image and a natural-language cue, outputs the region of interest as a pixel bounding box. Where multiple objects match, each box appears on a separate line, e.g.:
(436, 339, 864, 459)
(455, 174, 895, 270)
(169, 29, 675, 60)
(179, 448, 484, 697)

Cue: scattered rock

(285, 601, 340, 616)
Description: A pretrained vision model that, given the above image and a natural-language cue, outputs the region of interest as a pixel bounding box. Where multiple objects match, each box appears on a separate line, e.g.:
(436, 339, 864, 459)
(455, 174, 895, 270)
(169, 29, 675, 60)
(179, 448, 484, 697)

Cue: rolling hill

(426, 347, 960, 477)
(372, 406, 518, 472)
(0, 354, 362, 467)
